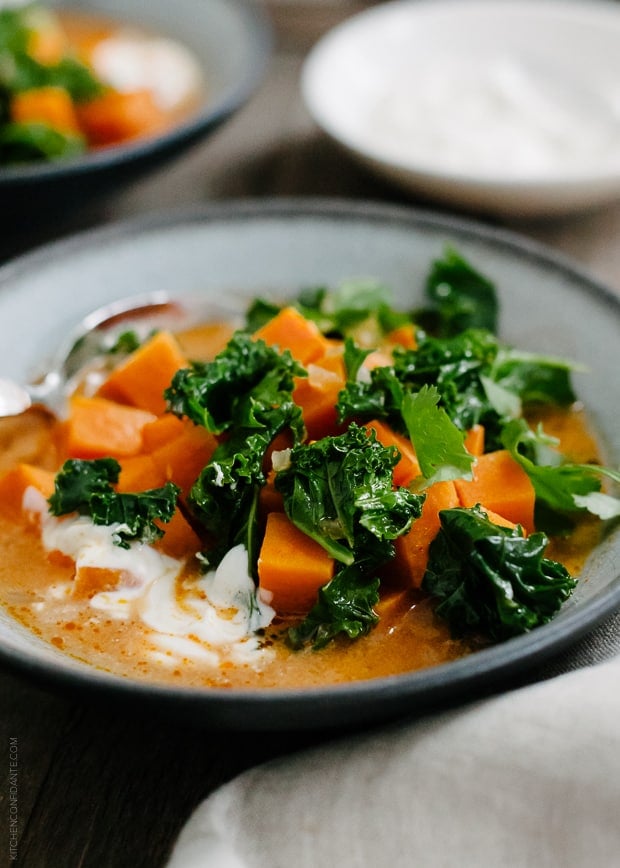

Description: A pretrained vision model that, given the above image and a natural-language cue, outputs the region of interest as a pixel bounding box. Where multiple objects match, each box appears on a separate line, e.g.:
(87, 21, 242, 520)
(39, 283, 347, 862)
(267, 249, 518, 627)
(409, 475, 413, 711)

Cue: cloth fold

(169, 649, 620, 868)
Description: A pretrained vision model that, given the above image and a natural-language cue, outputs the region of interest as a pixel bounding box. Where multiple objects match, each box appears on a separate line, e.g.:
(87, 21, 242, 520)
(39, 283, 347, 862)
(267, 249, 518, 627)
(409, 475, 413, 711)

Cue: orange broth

(0, 324, 604, 689)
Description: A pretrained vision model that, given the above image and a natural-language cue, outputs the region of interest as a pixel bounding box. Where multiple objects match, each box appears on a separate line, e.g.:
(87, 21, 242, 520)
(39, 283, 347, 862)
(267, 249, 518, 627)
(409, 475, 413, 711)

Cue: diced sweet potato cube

(463, 424, 485, 457)
(454, 450, 535, 534)
(97, 330, 188, 416)
(73, 566, 126, 599)
(117, 455, 166, 493)
(65, 396, 155, 459)
(259, 469, 284, 517)
(258, 512, 334, 614)
(0, 463, 56, 522)
(11, 86, 80, 134)
(140, 414, 186, 452)
(150, 423, 217, 495)
(254, 307, 329, 365)
(76, 89, 166, 146)
(389, 481, 460, 588)
(364, 420, 421, 487)
(154, 509, 202, 559)
(481, 507, 518, 531)
(175, 322, 236, 363)
(293, 362, 346, 440)
(385, 323, 417, 351)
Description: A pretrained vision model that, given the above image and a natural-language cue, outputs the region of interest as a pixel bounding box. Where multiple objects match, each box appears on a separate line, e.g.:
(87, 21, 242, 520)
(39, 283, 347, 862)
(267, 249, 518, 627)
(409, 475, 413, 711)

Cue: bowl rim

(0, 0, 273, 184)
(301, 0, 620, 191)
(0, 197, 618, 727)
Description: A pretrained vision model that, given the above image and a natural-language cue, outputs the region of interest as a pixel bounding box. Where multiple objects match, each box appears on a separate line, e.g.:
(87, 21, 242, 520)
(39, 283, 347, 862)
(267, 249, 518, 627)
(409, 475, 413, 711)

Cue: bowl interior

(0, 200, 618, 728)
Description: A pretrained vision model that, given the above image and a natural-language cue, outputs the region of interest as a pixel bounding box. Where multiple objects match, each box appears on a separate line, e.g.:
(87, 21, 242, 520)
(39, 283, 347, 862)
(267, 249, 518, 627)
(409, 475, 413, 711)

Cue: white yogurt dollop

(364, 53, 619, 179)
(25, 488, 275, 669)
(90, 30, 203, 112)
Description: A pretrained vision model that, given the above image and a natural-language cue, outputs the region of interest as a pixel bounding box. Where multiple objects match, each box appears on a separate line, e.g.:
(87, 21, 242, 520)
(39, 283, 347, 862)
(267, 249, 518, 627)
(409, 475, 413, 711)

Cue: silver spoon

(0, 291, 242, 418)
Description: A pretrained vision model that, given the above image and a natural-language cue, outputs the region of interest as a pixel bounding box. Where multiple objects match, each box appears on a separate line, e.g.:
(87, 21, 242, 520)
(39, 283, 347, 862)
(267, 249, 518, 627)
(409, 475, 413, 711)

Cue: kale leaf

(287, 564, 380, 650)
(0, 5, 103, 101)
(0, 121, 85, 163)
(246, 279, 411, 342)
(276, 424, 424, 647)
(165, 332, 305, 434)
(48, 458, 180, 549)
(276, 424, 422, 564)
(338, 329, 579, 452)
(190, 414, 298, 573)
(337, 364, 406, 430)
(416, 246, 498, 336)
(168, 333, 307, 572)
(422, 505, 576, 640)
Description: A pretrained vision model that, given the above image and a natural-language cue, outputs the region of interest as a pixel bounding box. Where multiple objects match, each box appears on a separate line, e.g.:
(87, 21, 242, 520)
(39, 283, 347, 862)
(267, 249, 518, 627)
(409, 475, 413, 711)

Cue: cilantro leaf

(423, 505, 576, 640)
(502, 419, 620, 526)
(105, 330, 144, 356)
(401, 385, 474, 485)
(48, 458, 180, 549)
(338, 329, 579, 452)
(306, 278, 410, 340)
(490, 348, 578, 408)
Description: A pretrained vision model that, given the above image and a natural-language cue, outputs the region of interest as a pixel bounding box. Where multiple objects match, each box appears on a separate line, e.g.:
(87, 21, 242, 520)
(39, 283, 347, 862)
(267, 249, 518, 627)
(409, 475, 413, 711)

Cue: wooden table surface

(2, 3, 620, 865)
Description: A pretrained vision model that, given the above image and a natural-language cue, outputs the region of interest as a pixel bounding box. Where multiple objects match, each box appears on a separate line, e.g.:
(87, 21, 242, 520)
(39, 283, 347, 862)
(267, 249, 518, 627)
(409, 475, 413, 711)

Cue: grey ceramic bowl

(0, 200, 618, 730)
(0, 0, 271, 220)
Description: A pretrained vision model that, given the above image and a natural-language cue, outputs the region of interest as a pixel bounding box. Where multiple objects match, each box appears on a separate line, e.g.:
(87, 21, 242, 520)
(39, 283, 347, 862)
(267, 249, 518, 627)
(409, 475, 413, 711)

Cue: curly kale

(422, 505, 577, 640)
(165, 333, 307, 572)
(48, 458, 180, 549)
(276, 425, 424, 647)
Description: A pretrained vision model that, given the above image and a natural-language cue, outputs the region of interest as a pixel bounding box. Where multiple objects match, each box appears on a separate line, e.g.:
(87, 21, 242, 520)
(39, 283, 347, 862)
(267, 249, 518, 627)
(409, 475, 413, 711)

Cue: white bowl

(301, 0, 620, 218)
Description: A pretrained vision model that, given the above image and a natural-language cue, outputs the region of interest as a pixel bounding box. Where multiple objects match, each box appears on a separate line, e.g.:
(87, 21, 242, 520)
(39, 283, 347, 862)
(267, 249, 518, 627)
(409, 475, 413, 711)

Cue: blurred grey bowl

(0, 0, 272, 222)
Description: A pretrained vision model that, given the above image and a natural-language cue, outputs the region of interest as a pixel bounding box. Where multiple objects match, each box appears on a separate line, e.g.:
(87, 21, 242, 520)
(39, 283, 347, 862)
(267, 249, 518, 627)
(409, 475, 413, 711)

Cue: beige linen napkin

(168, 652, 620, 868)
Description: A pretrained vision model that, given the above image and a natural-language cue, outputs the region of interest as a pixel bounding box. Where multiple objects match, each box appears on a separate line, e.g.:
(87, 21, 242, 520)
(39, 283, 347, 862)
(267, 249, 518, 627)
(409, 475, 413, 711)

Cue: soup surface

(0, 307, 605, 689)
